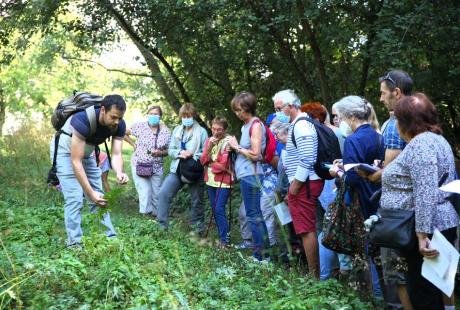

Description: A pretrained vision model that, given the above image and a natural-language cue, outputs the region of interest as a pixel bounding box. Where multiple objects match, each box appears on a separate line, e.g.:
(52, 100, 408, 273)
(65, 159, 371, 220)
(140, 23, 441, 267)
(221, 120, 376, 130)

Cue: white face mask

(339, 120, 353, 136)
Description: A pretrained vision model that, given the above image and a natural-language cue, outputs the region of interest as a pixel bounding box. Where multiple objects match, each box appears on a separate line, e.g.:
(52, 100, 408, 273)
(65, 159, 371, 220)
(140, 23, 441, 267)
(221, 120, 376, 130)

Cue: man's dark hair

(379, 70, 414, 95)
(102, 95, 126, 112)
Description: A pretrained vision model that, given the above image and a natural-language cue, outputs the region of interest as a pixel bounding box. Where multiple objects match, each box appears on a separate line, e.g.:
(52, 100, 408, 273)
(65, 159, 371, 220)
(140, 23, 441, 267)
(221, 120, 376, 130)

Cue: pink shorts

(288, 179, 324, 234)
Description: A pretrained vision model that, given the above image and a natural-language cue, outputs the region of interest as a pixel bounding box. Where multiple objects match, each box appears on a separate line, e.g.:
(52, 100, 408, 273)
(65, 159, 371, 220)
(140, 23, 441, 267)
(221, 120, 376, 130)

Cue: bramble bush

(0, 124, 373, 309)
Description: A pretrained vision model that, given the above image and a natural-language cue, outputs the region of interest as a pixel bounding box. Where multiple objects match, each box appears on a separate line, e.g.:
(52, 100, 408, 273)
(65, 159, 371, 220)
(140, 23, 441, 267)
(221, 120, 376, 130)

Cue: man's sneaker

(248, 255, 271, 265)
(233, 240, 254, 250)
(66, 242, 83, 250)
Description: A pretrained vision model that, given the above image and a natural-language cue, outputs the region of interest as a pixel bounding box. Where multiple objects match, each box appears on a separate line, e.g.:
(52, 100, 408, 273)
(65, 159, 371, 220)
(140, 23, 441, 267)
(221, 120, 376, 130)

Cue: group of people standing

(51, 69, 458, 310)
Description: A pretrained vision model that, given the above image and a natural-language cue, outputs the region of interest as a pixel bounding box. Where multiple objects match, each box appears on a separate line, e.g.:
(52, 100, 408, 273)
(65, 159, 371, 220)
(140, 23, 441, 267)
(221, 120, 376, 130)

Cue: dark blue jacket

(343, 124, 384, 219)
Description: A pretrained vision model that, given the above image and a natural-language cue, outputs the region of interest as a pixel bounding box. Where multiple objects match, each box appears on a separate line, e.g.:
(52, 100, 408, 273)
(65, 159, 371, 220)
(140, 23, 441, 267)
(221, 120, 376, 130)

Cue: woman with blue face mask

(124, 106, 171, 216)
(157, 103, 209, 235)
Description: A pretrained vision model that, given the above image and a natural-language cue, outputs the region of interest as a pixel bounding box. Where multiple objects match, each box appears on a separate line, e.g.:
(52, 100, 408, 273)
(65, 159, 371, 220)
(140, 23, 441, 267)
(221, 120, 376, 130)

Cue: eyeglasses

(380, 72, 397, 87)
(331, 114, 338, 118)
(275, 104, 288, 112)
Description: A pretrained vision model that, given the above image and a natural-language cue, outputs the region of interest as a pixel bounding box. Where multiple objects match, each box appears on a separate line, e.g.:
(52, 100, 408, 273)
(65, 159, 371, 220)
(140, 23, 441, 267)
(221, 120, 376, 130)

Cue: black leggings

(402, 227, 457, 310)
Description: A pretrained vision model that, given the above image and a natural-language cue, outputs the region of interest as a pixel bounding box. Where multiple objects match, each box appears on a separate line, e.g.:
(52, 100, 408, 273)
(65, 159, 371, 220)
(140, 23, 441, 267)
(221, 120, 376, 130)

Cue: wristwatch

(237, 146, 243, 153)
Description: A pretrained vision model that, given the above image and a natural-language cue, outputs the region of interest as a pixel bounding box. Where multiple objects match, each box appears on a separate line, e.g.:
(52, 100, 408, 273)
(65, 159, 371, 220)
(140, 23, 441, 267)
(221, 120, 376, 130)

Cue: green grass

(0, 124, 374, 309)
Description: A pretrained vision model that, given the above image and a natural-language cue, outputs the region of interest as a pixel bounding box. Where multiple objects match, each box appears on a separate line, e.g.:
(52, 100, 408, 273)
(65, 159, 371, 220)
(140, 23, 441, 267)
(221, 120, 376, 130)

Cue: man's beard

(109, 125, 118, 134)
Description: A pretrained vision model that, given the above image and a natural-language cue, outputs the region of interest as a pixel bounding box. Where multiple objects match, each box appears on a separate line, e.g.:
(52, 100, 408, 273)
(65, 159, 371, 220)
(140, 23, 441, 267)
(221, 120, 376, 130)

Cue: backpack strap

(85, 105, 97, 136)
(51, 131, 61, 171)
(290, 116, 310, 148)
(249, 118, 268, 159)
(85, 105, 112, 168)
(104, 140, 112, 169)
(86, 105, 100, 165)
(290, 116, 313, 198)
(249, 118, 261, 137)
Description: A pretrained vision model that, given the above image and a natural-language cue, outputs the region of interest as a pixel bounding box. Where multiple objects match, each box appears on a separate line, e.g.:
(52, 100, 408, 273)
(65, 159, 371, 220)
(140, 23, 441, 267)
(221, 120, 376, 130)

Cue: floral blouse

(130, 122, 171, 175)
(381, 132, 458, 234)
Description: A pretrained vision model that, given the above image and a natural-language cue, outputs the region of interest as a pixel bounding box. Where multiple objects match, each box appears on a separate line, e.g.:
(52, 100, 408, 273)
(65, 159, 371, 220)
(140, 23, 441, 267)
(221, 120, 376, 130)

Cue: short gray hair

(272, 89, 301, 107)
(332, 95, 372, 121)
(270, 122, 290, 135)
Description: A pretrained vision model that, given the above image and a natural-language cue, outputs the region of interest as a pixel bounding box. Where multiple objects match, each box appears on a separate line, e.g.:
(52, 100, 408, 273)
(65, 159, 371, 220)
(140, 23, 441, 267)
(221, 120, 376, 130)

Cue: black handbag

(178, 157, 204, 183)
(368, 208, 416, 250)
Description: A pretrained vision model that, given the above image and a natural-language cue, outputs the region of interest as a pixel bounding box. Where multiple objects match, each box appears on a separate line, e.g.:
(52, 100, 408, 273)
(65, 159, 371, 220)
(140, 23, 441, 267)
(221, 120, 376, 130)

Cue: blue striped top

(285, 113, 319, 182)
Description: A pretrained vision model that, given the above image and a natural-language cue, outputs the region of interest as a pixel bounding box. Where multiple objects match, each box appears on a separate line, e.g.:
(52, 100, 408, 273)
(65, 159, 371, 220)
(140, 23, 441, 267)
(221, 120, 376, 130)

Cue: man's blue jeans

(56, 153, 116, 246)
(207, 186, 230, 243)
(239, 175, 269, 260)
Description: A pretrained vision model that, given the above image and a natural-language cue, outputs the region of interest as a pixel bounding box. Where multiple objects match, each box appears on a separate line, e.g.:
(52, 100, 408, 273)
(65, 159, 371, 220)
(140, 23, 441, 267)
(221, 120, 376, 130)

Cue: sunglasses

(380, 72, 397, 87)
(331, 114, 338, 118)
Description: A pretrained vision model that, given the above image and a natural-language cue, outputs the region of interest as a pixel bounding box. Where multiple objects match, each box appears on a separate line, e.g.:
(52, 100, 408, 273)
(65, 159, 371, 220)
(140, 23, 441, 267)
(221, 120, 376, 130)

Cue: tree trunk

(149, 47, 191, 103)
(107, 6, 182, 114)
(296, 0, 331, 107)
(246, 0, 314, 99)
(358, 1, 384, 96)
(203, 18, 234, 99)
(171, 43, 215, 123)
(105, 3, 209, 129)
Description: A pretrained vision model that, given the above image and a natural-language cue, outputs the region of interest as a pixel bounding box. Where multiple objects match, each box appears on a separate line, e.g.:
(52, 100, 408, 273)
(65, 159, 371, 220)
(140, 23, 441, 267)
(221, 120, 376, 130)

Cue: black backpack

(47, 91, 111, 187)
(291, 116, 342, 180)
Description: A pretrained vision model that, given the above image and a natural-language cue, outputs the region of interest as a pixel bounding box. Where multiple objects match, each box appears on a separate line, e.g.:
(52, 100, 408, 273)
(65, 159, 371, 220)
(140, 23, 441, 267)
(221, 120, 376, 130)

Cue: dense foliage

(1, 1, 459, 152)
(0, 125, 373, 308)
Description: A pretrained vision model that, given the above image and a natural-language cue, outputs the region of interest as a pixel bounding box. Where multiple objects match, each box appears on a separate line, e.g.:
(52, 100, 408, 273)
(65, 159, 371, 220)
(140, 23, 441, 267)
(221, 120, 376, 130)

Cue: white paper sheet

(274, 202, 292, 225)
(421, 229, 459, 297)
(344, 163, 379, 173)
(344, 164, 359, 171)
(439, 180, 460, 194)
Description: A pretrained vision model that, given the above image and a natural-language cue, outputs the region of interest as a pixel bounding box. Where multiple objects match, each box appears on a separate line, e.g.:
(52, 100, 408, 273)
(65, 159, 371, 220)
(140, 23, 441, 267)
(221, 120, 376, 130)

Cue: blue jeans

(318, 232, 352, 280)
(157, 173, 205, 233)
(207, 186, 230, 243)
(56, 153, 116, 246)
(238, 192, 277, 246)
(318, 231, 339, 280)
(239, 175, 269, 260)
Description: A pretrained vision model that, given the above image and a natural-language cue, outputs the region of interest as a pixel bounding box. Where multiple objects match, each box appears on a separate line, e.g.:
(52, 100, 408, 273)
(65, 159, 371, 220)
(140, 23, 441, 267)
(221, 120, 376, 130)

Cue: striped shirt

(285, 113, 319, 183)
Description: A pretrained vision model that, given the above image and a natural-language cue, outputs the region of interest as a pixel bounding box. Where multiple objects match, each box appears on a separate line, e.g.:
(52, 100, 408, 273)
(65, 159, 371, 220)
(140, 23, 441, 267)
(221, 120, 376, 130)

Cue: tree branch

(296, 0, 331, 106)
(149, 46, 191, 102)
(246, 0, 314, 99)
(62, 55, 153, 78)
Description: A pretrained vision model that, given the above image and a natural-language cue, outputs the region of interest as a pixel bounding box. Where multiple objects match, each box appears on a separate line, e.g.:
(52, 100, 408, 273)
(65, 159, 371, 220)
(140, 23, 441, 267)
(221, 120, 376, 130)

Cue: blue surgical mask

(275, 111, 290, 123)
(339, 120, 353, 136)
(182, 117, 194, 127)
(148, 115, 160, 126)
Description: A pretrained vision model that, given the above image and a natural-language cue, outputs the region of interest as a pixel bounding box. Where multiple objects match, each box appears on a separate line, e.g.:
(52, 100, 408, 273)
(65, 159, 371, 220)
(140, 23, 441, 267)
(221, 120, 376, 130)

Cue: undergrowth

(0, 123, 373, 309)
